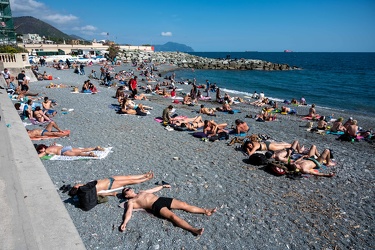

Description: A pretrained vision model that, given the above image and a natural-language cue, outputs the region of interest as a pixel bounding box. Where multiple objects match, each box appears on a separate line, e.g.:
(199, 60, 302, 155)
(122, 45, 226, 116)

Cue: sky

(9, 0, 375, 52)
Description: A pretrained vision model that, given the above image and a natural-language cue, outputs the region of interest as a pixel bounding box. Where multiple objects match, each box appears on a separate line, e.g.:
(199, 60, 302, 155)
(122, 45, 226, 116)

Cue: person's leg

(290, 140, 304, 153)
(170, 199, 216, 215)
(159, 208, 204, 235)
(317, 149, 336, 166)
(307, 145, 320, 158)
(110, 172, 153, 189)
(45, 121, 62, 132)
(269, 142, 292, 151)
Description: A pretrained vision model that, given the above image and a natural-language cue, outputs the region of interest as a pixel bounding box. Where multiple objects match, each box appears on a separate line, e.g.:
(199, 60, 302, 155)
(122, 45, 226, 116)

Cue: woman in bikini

(244, 140, 292, 156)
(36, 144, 105, 158)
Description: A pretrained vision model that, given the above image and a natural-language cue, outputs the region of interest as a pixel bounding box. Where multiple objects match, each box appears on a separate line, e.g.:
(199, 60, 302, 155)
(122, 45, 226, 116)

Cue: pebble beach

(23, 62, 374, 250)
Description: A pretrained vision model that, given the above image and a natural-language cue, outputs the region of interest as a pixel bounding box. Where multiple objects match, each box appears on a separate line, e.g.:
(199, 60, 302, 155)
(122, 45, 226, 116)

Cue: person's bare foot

(327, 162, 336, 167)
(95, 146, 105, 151)
(300, 145, 305, 153)
(327, 172, 335, 177)
(146, 171, 154, 179)
(88, 152, 97, 157)
(205, 208, 217, 216)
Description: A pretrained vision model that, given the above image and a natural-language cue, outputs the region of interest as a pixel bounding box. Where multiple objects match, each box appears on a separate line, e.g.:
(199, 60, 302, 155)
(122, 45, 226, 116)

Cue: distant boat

(284, 50, 293, 53)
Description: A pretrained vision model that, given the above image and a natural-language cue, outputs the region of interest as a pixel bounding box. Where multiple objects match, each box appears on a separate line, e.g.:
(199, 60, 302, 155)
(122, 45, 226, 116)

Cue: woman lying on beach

(172, 116, 205, 131)
(243, 140, 292, 156)
(26, 121, 68, 139)
(203, 119, 228, 137)
(68, 171, 154, 211)
(36, 143, 105, 158)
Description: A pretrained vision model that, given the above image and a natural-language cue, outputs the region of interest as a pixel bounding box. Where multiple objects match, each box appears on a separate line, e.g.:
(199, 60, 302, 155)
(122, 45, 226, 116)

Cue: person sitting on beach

(36, 144, 105, 158)
(1, 68, 15, 88)
(42, 97, 57, 117)
(300, 96, 307, 105)
(116, 86, 125, 103)
(259, 91, 265, 100)
(203, 119, 228, 137)
(343, 117, 354, 129)
(345, 120, 358, 138)
(317, 116, 327, 130)
(120, 184, 216, 235)
(119, 96, 149, 116)
(243, 140, 292, 156)
(330, 117, 346, 133)
(290, 149, 336, 177)
(199, 105, 216, 116)
(88, 80, 98, 93)
(162, 105, 175, 125)
(26, 121, 69, 139)
(216, 88, 223, 103)
(33, 106, 51, 123)
(216, 101, 232, 112)
(182, 94, 192, 105)
(308, 104, 317, 118)
(42, 71, 50, 80)
(232, 119, 249, 134)
(251, 91, 259, 99)
(82, 80, 92, 93)
(223, 93, 233, 105)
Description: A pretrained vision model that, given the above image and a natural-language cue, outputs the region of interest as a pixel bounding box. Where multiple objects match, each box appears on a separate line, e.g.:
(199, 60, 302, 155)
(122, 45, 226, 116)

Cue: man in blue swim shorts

(121, 184, 217, 236)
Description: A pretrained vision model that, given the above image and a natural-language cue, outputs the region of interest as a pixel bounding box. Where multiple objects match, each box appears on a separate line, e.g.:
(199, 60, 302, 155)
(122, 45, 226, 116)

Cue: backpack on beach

(77, 181, 98, 211)
(248, 153, 267, 166)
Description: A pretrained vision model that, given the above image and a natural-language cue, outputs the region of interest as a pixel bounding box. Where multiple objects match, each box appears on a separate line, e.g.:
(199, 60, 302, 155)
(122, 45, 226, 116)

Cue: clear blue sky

(9, 0, 375, 52)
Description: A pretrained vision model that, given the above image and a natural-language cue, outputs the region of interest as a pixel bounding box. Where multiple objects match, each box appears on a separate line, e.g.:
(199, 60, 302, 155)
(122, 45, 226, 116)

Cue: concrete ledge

(0, 88, 85, 249)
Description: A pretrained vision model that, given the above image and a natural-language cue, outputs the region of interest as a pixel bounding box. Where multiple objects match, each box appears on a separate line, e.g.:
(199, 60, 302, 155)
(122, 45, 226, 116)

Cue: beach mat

(41, 147, 113, 161)
(30, 130, 70, 140)
(326, 131, 345, 135)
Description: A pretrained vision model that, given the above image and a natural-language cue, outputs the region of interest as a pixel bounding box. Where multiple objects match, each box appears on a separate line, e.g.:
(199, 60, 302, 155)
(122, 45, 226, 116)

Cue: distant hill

(154, 42, 194, 52)
(69, 34, 87, 41)
(13, 16, 74, 41)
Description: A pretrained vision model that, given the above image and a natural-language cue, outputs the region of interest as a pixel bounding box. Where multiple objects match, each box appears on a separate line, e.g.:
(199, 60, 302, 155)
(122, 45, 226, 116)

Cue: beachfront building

(0, 0, 16, 45)
(22, 33, 43, 44)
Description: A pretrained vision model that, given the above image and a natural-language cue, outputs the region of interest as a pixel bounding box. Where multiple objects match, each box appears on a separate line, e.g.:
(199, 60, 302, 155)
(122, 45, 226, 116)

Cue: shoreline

(19, 62, 375, 249)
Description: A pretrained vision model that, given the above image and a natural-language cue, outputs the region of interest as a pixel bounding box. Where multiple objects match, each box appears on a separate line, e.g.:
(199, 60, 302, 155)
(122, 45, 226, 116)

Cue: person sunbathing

(244, 140, 292, 156)
(330, 117, 346, 132)
(216, 101, 232, 112)
(69, 171, 154, 197)
(121, 184, 216, 235)
(173, 116, 205, 131)
(33, 106, 51, 122)
(290, 149, 336, 177)
(233, 119, 249, 134)
(36, 144, 105, 158)
(203, 119, 228, 137)
(27, 121, 69, 138)
(265, 142, 325, 163)
(199, 105, 216, 116)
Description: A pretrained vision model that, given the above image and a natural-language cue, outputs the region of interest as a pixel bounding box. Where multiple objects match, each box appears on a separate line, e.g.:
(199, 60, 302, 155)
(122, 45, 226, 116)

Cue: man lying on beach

(172, 116, 205, 131)
(36, 143, 105, 158)
(68, 172, 154, 211)
(26, 121, 69, 139)
(120, 184, 216, 235)
(290, 149, 336, 177)
(199, 104, 216, 116)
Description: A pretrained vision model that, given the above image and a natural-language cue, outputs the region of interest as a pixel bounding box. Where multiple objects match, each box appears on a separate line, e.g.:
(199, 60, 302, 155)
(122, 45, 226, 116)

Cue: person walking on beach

(121, 184, 216, 235)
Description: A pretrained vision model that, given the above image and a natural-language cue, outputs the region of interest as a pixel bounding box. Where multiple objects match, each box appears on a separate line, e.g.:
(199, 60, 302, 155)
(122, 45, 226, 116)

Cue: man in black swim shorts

(121, 185, 216, 236)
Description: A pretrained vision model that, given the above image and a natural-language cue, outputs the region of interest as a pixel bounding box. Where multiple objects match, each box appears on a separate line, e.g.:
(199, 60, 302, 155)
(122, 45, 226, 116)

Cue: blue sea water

(175, 52, 375, 116)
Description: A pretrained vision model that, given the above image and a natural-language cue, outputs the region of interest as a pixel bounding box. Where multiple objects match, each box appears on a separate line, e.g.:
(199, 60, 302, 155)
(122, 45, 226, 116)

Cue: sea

(173, 52, 375, 116)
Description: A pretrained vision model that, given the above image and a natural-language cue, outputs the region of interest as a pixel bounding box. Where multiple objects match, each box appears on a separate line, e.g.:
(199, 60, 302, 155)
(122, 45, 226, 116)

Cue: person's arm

(120, 201, 134, 232)
(38, 151, 47, 158)
(143, 184, 171, 194)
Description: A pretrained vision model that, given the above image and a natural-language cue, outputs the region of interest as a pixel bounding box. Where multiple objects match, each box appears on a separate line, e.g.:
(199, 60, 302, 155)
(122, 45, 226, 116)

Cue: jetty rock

(118, 51, 294, 71)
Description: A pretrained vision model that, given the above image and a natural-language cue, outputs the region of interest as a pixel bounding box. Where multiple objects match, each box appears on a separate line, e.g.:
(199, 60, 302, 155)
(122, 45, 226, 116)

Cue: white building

(22, 33, 42, 44)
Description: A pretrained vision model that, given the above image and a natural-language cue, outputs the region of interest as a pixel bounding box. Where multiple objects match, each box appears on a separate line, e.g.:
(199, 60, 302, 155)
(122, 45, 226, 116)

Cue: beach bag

(77, 181, 98, 211)
(193, 132, 207, 138)
(218, 131, 229, 140)
(267, 161, 287, 176)
(248, 153, 267, 166)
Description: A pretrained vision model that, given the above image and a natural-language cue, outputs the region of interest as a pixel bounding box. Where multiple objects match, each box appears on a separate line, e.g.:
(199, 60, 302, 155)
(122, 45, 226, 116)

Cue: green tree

(107, 44, 120, 61)
(0, 45, 28, 53)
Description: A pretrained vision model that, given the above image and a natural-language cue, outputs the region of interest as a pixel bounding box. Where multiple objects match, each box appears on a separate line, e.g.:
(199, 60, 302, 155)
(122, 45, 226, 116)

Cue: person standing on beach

(121, 185, 216, 235)
(206, 79, 210, 97)
(129, 76, 138, 98)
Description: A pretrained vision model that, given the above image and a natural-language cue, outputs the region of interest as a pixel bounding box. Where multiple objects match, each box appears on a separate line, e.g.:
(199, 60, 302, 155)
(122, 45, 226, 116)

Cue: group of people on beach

(3, 55, 373, 239)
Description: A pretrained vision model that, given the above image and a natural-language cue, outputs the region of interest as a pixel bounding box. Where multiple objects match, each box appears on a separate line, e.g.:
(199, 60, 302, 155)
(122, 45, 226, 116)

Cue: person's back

(346, 120, 358, 137)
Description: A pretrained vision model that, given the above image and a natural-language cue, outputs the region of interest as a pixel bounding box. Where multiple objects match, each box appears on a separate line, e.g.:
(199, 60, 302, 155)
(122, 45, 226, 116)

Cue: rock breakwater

(119, 51, 297, 70)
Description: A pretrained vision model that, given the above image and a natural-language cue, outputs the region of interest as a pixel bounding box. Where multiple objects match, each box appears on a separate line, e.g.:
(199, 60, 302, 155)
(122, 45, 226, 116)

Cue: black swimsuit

(151, 197, 173, 216)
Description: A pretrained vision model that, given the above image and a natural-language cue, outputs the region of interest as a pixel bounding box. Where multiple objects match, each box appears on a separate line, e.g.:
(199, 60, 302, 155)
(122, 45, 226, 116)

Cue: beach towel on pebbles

(42, 147, 113, 160)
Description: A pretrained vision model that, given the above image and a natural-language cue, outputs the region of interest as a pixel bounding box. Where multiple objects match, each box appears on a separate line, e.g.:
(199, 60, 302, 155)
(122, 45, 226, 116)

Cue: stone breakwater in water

(119, 51, 296, 70)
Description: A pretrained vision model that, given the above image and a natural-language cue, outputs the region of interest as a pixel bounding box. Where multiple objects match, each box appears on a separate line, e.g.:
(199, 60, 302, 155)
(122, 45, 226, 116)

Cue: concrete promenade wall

(0, 81, 85, 249)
